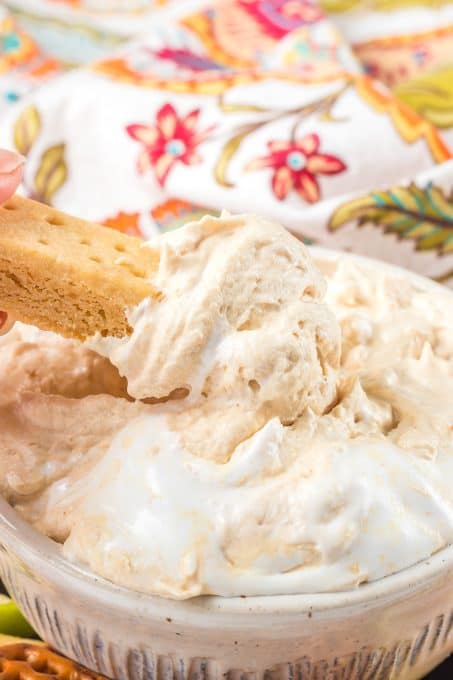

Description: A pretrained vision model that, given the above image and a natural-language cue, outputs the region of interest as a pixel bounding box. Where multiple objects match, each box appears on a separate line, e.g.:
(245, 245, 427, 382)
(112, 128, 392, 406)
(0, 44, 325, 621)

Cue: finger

(0, 150, 25, 203)
(0, 312, 14, 336)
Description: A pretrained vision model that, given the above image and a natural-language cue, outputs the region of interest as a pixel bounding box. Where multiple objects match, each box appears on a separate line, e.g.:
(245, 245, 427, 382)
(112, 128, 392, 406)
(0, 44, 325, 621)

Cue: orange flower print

(126, 103, 214, 187)
(246, 133, 346, 203)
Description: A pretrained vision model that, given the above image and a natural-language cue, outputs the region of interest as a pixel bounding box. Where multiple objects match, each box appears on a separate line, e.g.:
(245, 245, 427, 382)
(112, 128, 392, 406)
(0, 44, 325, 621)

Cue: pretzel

(0, 196, 160, 340)
(0, 641, 106, 680)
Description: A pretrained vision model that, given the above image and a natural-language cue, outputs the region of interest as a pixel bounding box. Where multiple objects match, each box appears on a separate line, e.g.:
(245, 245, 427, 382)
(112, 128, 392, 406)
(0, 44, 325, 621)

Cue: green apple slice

(0, 595, 37, 638)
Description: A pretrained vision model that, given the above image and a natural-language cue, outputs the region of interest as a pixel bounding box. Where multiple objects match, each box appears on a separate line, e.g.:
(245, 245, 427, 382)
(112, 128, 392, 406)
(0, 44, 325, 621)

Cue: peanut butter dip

(0, 214, 452, 599)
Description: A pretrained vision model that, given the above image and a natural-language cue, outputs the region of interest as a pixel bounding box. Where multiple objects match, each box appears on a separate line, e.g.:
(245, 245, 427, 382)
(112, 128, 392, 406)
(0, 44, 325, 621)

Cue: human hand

(0, 149, 25, 335)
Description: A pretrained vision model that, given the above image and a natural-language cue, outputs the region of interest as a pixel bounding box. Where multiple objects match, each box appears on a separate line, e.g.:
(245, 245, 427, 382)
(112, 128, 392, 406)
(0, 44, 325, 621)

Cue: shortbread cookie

(0, 196, 160, 339)
(0, 639, 106, 679)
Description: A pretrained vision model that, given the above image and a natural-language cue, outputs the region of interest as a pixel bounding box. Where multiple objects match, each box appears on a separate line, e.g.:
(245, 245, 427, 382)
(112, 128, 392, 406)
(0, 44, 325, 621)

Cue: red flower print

(246, 133, 346, 203)
(126, 103, 214, 187)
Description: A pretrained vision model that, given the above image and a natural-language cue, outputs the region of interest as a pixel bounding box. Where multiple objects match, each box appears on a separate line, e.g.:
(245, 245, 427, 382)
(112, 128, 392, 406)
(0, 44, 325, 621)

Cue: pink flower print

(126, 103, 214, 187)
(240, 0, 324, 39)
(246, 133, 346, 203)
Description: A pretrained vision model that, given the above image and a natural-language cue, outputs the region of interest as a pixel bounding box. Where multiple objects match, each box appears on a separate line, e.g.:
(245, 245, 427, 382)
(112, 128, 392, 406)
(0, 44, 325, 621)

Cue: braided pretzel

(0, 642, 106, 680)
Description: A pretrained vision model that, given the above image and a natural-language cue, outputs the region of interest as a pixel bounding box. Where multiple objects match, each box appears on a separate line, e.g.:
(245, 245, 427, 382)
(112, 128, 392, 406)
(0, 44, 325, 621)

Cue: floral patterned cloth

(0, 7, 59, 112)
(0, 0, 452, 285)
(324, 0, 453, 151)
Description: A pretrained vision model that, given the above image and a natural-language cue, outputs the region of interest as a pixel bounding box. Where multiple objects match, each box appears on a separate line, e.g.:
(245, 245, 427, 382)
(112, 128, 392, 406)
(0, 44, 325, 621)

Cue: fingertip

(0, 149, 25, 174)
(0, 312, 14, 336)
(0, 165, 23, 203)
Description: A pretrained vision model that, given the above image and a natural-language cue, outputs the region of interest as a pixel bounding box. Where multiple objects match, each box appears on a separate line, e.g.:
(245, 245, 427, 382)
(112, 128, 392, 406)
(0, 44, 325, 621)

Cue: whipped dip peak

(0, 213, 452, 600)
(87, 213, 340, 461)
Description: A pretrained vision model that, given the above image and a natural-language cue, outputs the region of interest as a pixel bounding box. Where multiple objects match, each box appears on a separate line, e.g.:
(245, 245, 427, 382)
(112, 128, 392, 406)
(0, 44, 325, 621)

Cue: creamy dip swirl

(0, 214, 452, 599)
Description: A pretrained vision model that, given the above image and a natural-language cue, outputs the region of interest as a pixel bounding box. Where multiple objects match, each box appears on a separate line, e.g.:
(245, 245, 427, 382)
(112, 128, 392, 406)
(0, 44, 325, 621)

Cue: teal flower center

(286, 151, 305, 171)
(2, 33, 21, 53)
(165, 139, 186, 157)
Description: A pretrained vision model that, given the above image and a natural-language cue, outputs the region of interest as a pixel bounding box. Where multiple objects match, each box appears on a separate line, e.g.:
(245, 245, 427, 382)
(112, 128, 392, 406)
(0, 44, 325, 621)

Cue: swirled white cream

(0, 214, 452, 599)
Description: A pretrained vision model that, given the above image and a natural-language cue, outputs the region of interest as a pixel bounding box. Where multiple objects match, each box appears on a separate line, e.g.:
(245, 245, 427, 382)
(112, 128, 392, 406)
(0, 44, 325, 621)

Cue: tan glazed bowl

(0, 249, 452, 679)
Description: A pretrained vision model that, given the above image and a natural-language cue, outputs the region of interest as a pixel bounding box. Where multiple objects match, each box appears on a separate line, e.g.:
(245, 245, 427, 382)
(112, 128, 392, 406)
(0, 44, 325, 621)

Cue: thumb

(0, 312, 14, 336)
(0, 150, 25, 203)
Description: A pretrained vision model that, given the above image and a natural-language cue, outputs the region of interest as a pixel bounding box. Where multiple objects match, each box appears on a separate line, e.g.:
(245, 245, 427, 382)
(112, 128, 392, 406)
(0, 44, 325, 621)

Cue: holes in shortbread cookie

(2, 203, 16, 210)
(119, 261, 146, 279)
(47, 215, 64, 226)
(248, 379, 261, 393)
(80, 238, 91, 246)
(37, 238, 49, 246)
(89, 255, 102, 264)
(114, 243, 126, 253)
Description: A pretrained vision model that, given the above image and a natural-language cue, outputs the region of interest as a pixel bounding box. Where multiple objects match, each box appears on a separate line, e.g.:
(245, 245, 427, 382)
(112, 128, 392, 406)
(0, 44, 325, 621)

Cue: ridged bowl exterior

(0, 500, 452, 680)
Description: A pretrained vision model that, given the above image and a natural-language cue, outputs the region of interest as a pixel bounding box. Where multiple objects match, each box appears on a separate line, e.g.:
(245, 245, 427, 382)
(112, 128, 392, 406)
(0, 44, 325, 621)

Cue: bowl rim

(1, 246, 452, 627)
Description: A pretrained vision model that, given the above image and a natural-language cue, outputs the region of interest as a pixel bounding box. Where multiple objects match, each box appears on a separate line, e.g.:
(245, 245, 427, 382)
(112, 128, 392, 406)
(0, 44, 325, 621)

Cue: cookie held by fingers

(0, 196, 161, 340)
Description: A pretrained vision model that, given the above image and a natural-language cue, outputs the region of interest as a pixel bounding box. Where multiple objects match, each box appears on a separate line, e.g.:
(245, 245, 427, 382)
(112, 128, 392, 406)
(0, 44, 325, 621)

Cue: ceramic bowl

(0, 250, 452, 679)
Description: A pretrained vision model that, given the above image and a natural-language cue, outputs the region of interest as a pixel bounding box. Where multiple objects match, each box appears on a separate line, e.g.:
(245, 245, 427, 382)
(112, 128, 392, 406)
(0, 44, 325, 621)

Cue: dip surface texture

(0, 214, 452, 599)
